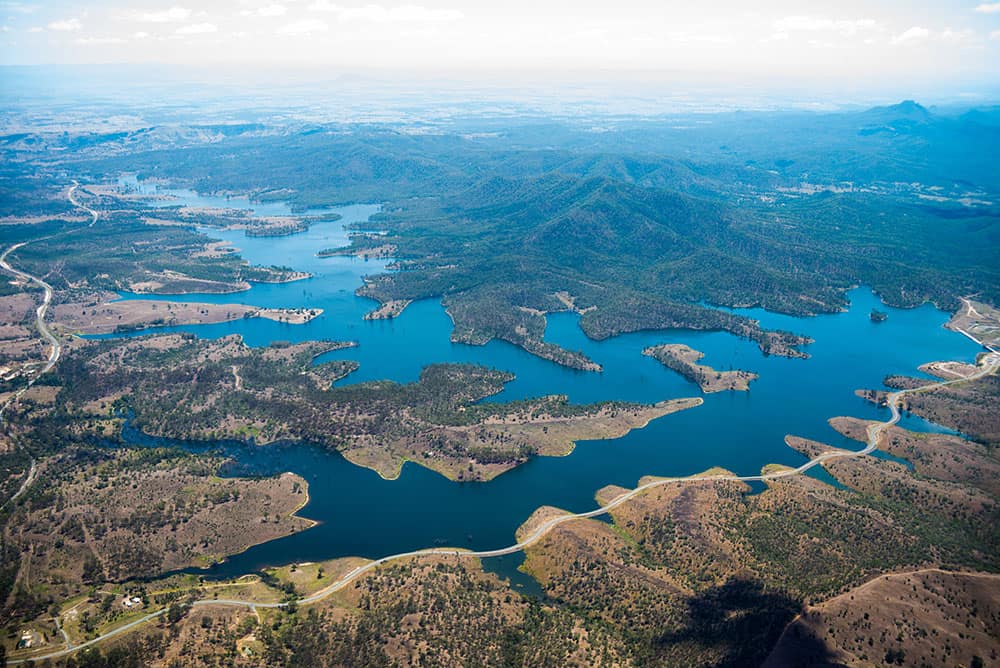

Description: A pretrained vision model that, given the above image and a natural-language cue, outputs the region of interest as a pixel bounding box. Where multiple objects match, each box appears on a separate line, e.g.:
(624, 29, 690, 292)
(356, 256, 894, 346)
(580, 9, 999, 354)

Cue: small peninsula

(364, 299, 411, 320)
(51, 294, 322, 334)
(643, 343, 758, 393)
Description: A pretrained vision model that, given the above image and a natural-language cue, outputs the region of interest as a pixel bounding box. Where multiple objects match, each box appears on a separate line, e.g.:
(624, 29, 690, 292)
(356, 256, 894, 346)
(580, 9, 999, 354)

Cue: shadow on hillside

(653, 578, 842, 667)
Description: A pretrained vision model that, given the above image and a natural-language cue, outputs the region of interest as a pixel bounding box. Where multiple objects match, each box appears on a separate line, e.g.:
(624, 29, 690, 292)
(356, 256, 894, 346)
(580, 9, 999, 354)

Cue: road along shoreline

(6, 183, 999, 664)
(11, 343, 997, 664)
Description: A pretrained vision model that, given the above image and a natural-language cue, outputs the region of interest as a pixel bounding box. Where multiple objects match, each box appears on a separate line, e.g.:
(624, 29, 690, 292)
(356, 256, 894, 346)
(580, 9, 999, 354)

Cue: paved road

(955, 297, 997, 353)
(68, 181, 100, 227)
(0, 243, 60, 374)
(0, 243, 60, 507)
(13, 347, 997, 664)
(1, 182, 100, 509)
(7, 183, 999, 662)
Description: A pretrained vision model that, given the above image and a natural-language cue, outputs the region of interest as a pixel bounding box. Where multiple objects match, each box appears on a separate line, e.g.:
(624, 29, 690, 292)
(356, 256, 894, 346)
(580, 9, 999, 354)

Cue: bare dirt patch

(919, 360, 980, 379)
(255, 307, 322, 324)
(947, 297, 1000, 349)
(128, 271, 251, 295)
(0, 292, 38, 339)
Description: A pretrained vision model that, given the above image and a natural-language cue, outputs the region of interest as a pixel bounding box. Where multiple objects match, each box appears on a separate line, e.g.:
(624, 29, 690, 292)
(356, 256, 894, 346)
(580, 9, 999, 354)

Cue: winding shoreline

(11, 342, 997, 664)
(5, 183, 1000, 664)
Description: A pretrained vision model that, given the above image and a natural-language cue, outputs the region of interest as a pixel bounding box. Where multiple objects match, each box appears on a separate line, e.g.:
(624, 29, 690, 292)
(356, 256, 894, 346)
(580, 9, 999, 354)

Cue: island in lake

(1, 74, 997, 667)
(643, 343, 759, 392)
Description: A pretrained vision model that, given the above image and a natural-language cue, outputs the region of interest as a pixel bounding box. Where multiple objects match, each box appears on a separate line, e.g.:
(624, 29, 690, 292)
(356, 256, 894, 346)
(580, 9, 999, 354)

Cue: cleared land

(947, 297, 1000, 350)
(317, 239, 397, 260)
(0, 293, 45, 367)
(51, 294, 322, 334)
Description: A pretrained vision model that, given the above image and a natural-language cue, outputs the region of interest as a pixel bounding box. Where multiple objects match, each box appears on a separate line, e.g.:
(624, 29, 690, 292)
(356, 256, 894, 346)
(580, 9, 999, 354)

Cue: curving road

(1, 182, 98, 507)
(956, 297, 998, 354)
(0, 244, 59, 507)
(0, 243, 60, 374)
(68, 181, 100, 227)
(11, 346, 998, 664)
(5, 182, 998, 662)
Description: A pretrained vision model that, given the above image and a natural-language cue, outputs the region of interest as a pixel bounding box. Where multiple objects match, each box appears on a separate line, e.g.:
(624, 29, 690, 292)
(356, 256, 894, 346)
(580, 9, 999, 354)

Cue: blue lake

(102, 186, 984, 583)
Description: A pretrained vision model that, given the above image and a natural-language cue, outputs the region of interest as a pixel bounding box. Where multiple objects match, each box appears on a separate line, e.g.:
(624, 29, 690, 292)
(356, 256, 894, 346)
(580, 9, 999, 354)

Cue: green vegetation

(53, 101, 996, 370)
(0, 441, 311, 624)
(9, 213, 304, 295)
(2, 99, 999, 665)
(520, 422, 999, 664)
(870, 373, 1000, 448)
(52, 334, 678, 480)
(643, 343, 758, 392)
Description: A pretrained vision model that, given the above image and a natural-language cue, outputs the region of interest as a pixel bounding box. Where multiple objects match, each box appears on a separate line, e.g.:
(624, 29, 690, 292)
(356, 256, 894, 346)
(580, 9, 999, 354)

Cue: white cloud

(75, 36, 125, 45)
(940, 28, 975, 44)
(973, 2, 1000, 13)
(175, 22, 217, 35)
(27, 26, 42, 33)
(134, 31, 150, 39)
(890, 26, 930, 45)
(309, 2, 463, 23)
(991, 29, 1000, 40)
(47, 18, 82, 31)
(277, 18, 328, 34)
(241, 4, 287, 17)
(773, 16, 878, 36)
(138, 7, 192, 23)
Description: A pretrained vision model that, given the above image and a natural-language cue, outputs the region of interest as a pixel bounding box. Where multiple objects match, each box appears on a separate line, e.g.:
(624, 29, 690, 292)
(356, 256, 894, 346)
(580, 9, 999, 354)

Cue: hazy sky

(2, 1, 999, 89)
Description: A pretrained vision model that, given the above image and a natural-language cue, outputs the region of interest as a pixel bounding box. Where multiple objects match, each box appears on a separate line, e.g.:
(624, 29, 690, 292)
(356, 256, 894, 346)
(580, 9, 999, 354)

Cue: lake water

(101, 185, 984, 584)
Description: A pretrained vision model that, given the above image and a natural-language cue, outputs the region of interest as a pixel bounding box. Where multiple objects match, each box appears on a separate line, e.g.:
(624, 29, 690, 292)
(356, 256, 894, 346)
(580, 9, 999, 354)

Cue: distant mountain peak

(891, 99, 929, 114)
(864, 99, 931, 121)
(856, 100, 935, 134)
